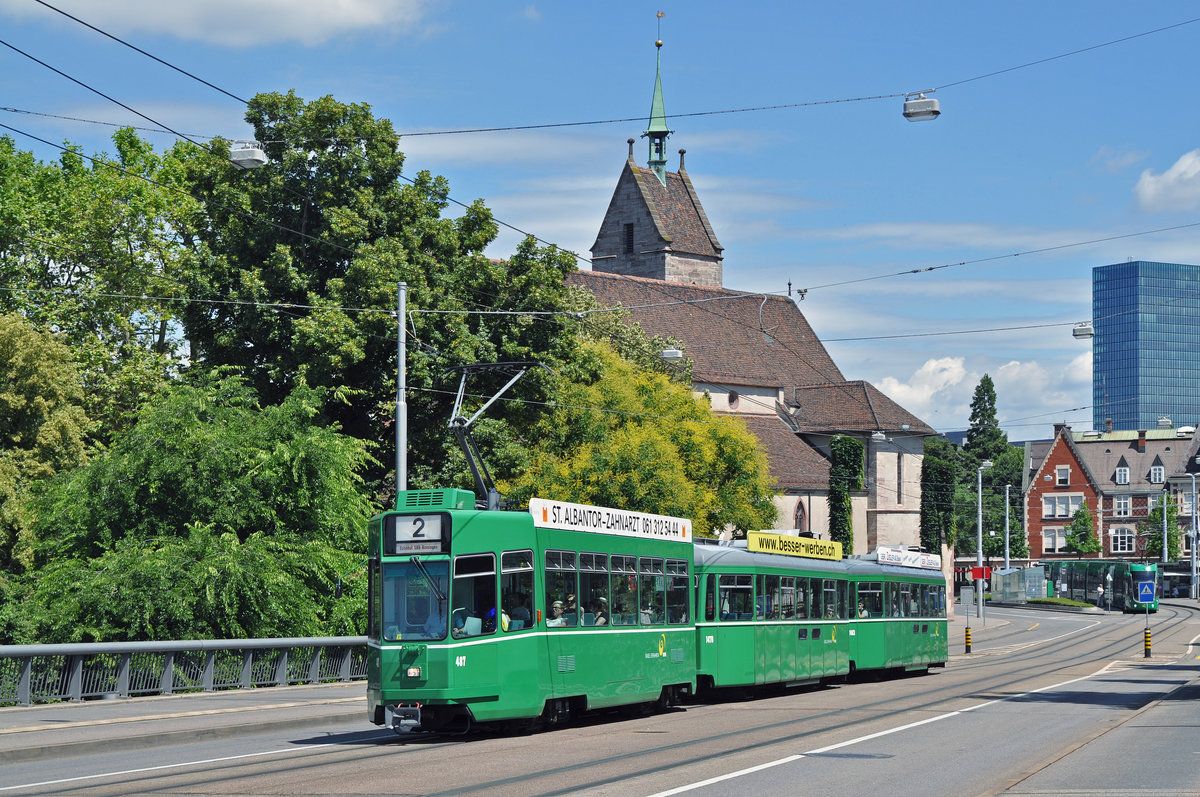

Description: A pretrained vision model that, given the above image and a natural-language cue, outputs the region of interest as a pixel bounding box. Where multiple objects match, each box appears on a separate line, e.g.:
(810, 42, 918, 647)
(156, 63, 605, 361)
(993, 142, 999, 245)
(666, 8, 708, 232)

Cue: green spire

(643, 39, 673, 186)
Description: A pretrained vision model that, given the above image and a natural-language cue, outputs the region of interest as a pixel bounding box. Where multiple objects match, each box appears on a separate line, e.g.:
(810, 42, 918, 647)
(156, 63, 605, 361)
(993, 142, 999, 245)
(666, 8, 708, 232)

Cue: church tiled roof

(738, 414, 832, 490)
(788, 381, 935, 437)
(569, 270, 843, 389)
(629, 162, 722, 258)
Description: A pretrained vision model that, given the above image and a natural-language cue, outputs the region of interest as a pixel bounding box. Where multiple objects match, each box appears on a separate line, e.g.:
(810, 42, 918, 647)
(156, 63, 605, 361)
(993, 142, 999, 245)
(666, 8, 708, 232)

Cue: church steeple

(642, 19, 673, 186)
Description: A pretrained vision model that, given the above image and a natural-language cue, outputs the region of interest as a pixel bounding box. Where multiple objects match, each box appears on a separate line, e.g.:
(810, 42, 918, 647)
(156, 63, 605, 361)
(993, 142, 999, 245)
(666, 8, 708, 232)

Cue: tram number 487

(455, 656, 467, 667)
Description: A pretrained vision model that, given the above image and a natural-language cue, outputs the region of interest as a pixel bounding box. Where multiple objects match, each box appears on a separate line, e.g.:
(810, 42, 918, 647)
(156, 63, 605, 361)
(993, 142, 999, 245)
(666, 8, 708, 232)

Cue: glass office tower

(1092, 261, 1200, 431)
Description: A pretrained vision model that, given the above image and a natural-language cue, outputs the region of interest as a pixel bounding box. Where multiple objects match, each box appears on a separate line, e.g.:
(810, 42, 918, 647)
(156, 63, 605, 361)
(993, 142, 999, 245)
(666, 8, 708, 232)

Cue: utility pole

(397, 282, 407, 498)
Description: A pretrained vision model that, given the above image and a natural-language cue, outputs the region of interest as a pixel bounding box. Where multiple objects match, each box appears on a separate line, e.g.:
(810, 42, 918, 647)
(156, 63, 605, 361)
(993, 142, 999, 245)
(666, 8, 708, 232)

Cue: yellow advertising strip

(747, 531, 842, 561)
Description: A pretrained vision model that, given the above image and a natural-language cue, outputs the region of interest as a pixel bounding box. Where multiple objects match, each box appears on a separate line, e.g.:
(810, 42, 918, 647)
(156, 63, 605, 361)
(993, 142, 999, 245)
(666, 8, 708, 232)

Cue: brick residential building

(1023, 424, 1199, 560)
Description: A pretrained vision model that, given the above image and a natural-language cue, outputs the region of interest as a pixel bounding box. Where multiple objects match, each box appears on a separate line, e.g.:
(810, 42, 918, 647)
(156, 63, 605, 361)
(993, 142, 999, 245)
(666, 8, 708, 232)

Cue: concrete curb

(2, 707, 371, 763)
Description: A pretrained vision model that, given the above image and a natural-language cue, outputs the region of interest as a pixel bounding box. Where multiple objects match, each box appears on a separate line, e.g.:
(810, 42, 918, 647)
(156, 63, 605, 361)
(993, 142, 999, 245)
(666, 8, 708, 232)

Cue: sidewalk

(0, 681, 368, 763)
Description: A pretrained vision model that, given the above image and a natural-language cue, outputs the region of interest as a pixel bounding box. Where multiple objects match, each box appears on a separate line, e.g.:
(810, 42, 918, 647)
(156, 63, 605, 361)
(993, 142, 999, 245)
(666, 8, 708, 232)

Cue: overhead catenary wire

(8, 8, 1193, 438)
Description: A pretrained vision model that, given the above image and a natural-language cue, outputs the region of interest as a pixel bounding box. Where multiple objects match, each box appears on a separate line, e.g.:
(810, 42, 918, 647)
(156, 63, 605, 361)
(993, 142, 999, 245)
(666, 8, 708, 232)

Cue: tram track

(19, 604, 1199, 797)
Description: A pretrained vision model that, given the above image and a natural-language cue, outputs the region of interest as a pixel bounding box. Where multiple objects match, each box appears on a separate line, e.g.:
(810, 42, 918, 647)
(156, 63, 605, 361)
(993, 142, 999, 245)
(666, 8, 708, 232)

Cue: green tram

(1043, 559, 1159, 611)
(367, 491, 697, 733)
(367, 492, 952, 733)
(693, 538, 948, 691)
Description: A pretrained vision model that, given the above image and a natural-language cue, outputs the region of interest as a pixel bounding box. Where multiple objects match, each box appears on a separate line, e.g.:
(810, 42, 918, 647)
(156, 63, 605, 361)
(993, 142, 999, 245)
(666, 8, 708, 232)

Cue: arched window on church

(793, 500, 808, 533)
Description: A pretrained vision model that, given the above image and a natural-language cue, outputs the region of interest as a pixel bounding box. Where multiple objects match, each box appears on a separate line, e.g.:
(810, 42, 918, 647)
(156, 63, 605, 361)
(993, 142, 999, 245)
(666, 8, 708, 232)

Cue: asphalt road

(2, 602, 1197, 796)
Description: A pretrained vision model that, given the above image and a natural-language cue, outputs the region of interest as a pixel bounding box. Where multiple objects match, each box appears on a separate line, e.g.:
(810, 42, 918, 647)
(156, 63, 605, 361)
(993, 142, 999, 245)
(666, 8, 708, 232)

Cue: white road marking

(0, 737, 394, 792)
(646, 666, 1116, 797)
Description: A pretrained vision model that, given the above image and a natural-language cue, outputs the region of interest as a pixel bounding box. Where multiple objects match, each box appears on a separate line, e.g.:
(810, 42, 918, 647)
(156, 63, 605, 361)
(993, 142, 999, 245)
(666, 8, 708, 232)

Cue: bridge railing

(0, 637, 368, 706)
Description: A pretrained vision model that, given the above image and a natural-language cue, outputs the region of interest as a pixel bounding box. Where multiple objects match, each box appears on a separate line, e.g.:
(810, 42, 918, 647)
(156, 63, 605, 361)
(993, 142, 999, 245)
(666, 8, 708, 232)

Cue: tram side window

(780, 577, 796, 619)
(610, 555, 638, 625)
(763, 575, 780, 619)
(639, 557, 666, 624)
(799, 577, 817, 620)
(886, 582, 903, 617)
(579, 552, 610, 626)
(900, 584, 915, 618)
(369, 559, 380, 640)
(836, 580, 850, 619)
(858, 582, 883, 617)
(501, 550, 534, 632)
(451, 554, 497, 637)
(666, 559, 689, 624)
(702, 573, 718, 621)
(719, 574, 753, 620)
(545, 550, 578, 628)
(755, 575, 767, 620)
(937, 586, 947, 618)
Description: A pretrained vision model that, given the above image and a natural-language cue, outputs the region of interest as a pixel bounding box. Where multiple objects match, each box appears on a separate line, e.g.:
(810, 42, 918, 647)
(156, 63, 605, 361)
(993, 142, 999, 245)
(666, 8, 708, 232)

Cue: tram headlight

(406, 666, 421, 678)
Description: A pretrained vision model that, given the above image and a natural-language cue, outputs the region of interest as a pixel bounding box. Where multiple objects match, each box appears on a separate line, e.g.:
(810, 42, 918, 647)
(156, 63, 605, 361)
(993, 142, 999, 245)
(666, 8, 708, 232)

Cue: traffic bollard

(965, 626, 972, 654)
(1144, 627, 1151, 658)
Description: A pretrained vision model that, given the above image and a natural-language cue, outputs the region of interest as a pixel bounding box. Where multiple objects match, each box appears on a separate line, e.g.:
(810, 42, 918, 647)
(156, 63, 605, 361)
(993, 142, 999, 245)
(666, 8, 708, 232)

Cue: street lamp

(977, 459, 993, 620)
(903, 92, 940, 121)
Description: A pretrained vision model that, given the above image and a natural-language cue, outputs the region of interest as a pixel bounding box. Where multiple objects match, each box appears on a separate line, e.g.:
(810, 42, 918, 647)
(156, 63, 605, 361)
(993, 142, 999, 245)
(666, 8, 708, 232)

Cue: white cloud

(0, 0, 432, 47)
(1134, 149, 1200, 212)
(877, 357, 968, 421)
(521, 5, 542, 22)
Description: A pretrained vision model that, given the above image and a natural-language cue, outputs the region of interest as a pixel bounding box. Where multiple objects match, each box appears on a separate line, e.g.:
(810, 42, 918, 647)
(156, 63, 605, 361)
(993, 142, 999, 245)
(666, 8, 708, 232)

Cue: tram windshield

(381, 559, 450, 642)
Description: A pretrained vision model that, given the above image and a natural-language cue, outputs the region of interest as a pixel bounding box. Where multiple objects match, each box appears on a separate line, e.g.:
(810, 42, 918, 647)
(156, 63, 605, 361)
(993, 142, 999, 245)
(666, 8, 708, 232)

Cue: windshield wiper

(411, 556, 446, 604)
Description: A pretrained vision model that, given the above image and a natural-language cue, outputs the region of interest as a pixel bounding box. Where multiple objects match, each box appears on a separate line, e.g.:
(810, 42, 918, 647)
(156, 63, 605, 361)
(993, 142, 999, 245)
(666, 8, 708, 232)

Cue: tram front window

(382, 560, 450, 642)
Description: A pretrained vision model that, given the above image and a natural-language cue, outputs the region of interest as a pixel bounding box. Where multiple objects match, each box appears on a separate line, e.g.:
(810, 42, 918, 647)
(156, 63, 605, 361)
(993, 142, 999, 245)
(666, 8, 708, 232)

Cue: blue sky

(3, 1, 1200, 439)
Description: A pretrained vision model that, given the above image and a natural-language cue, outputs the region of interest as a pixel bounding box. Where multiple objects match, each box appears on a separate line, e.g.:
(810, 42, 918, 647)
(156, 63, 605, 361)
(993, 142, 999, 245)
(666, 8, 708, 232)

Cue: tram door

(755, 575, 783, 684)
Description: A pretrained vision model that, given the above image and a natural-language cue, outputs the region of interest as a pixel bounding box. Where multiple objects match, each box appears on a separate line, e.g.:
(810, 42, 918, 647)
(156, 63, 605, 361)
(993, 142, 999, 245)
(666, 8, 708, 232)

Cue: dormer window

(1115, 467, 1129, 485)
(1056, 465, 1070, 486)
(1150, 465, 1165, 484)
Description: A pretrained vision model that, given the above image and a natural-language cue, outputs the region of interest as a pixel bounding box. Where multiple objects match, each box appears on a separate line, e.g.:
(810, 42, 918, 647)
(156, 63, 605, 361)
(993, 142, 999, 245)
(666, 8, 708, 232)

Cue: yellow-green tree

(0, 314, 91, 570)
(503, 343, 775, 536)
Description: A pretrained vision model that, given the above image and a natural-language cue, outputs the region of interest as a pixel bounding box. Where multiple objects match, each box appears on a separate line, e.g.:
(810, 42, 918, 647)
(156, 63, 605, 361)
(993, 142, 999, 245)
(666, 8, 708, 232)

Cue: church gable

(590, 150, 724, 286)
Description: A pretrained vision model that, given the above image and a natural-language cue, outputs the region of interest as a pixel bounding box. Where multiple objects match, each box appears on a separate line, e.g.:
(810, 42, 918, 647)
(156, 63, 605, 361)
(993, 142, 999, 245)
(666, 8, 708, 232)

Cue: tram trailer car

(1043, 559, 1159, 611)
(368, 491, 697, 733)
(693, 542, 948, 692)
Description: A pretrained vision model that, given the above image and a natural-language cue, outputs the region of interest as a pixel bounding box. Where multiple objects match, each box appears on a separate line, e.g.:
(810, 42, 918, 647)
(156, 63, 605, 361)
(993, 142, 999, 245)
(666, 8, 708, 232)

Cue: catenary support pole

(397, 282, 407, 497)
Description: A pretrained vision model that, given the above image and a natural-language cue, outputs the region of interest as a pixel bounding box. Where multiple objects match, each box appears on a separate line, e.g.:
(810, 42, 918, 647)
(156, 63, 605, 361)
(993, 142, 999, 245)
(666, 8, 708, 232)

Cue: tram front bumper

(384, 704, 422, 733)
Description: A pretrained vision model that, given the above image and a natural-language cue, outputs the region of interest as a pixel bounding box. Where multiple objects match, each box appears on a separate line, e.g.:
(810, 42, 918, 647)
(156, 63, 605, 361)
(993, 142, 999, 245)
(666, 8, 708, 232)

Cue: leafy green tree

(828, 435, 863, 553)
(964, 375, 1008, 466)
(0, 132, 190, 440)
(980, 445, 1028, 561)
(170, 92, 583, 498)
(504, 343, 775, 536)
(1142, 496, 1181, 561)
(14, 524, 365, 643)
(33, 375, 373, 563)
(920, 440, 958, 552)
(1065, 504, 1101, 555)
(0, 314, 91, 569)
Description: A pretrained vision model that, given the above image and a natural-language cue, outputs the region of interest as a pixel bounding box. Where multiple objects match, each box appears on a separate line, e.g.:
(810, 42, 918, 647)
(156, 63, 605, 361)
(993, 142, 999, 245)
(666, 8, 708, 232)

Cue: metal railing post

(159, 652, 175, 695)
(240, 650, 253, 688)
(67, 655, 83, 701)
(202, 651, 215, 691)
(308, 648, 322, 684)
(117, 653, 131, 698)
(274, 650, 289, 687)
(17, 657, 31, 705)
